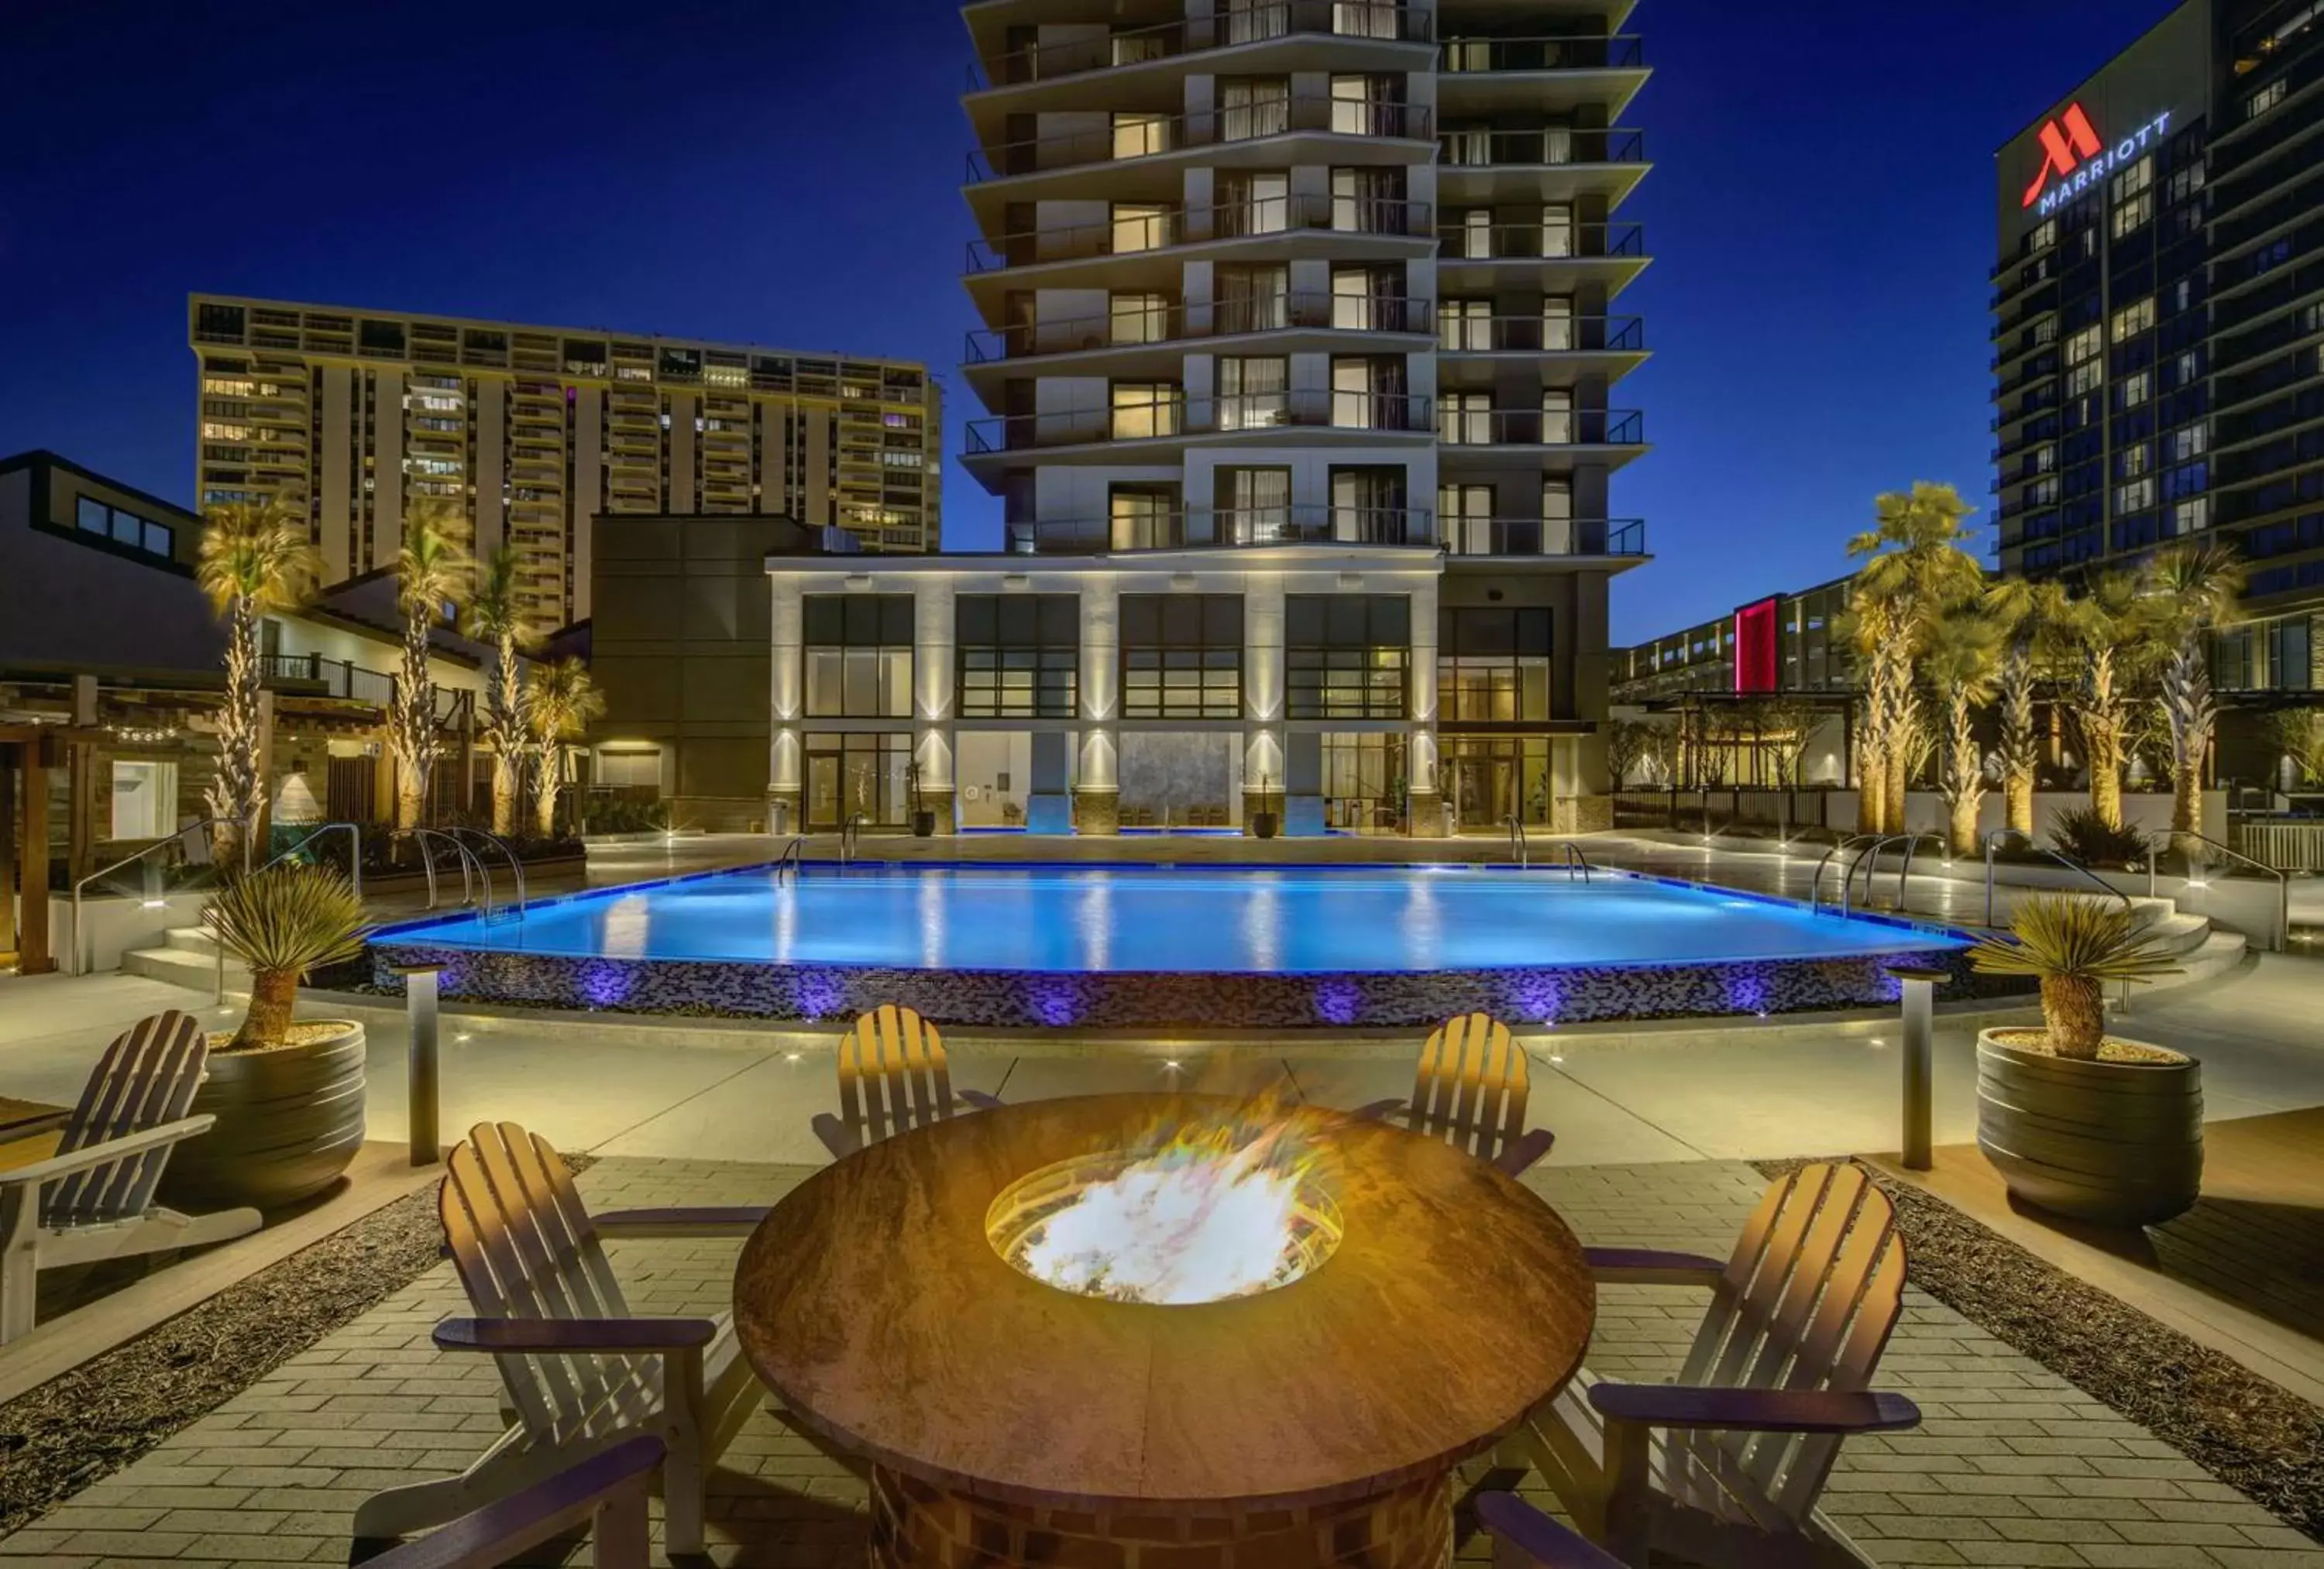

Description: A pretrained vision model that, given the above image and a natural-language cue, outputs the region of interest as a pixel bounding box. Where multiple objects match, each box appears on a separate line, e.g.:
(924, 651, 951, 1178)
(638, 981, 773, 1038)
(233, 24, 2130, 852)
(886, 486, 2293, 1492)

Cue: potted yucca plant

(1968, 893, 2198, 1226)
(163, 863, 372, 1210)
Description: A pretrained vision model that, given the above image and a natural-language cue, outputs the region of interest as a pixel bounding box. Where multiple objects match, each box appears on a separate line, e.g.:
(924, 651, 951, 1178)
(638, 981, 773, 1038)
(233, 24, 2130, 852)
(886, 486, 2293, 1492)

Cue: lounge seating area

(0, 995, 2315, 1569)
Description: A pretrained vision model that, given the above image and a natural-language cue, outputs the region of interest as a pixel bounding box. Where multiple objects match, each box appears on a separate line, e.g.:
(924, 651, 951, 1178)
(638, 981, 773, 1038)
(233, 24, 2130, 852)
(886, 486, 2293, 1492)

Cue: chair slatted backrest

(835, 1006, 955, 1147)
(43, 1011, 210, 1227)
(1407, 1013, 1529, 1163)
(441, 1122, 649, 1445)
(1667, 1162, 1908, 1529)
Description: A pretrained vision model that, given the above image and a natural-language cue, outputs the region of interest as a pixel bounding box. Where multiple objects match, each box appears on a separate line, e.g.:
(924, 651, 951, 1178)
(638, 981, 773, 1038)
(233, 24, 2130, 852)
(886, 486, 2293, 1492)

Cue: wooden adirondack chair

(1356, 1012, 1556, 1175)
(1475, 1492, 1628, 1568)
(0, 1011, 260, 1344)
(810, 1004, 1002, 1159)
(352, 1123, 768, 1557)
(362, 1434, 662, 1569)
(1513, 1162, 1921, 1568)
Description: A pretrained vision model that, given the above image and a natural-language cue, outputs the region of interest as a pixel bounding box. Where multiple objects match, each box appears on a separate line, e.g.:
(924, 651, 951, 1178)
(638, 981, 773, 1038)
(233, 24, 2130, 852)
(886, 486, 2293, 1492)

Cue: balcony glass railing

(1435, 407, 1645, 445)
(1435, 220, 1645, 262)
(966, 390, 1434, 454)
(1435, 127, 1645, 168)
(1438, 517, 1646, 557)
(968, 94, 1433, 182)
(1439, 34, 1645, 71)
(1005, 506, 1435, 554)
(966, 291, 1434, 362)
(1435, 314, 1643, 352)
(256, 653, 466, 715)
(967, 194, 1433, 273)
(971, 2, 1430, 89)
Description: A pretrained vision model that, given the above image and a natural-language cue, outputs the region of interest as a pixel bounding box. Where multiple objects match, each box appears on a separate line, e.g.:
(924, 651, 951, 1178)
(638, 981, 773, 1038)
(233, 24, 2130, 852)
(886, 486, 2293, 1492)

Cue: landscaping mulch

(1756, 1155, 2324, 1543)
(0, 1153, 592, 1538)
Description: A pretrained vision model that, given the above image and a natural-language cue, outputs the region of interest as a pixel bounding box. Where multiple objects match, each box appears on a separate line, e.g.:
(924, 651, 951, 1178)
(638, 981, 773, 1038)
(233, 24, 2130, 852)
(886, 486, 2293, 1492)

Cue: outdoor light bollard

(1884, 964, 1949, 1172)
(392, 961, 449, 1166)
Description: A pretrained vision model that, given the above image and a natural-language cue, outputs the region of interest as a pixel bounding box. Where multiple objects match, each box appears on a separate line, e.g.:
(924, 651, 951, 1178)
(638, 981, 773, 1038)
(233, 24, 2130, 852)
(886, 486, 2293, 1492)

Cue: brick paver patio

(2, 1155, 2316, 1568)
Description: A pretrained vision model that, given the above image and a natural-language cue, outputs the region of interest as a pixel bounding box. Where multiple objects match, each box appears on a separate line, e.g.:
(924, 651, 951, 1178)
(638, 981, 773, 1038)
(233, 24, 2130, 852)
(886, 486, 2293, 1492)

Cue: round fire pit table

(733, 1092, 1594, 1568)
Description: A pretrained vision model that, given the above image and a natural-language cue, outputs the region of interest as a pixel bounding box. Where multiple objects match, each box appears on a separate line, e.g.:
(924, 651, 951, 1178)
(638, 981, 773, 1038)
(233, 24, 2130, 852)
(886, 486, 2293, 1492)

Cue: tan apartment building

(954, 0, 1652, 829)
(187, 296, 944, 627)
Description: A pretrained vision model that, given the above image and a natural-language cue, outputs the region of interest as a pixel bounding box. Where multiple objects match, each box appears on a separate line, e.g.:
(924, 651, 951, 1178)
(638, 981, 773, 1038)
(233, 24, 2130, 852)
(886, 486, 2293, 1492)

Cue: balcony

(1005, 505, 1435, 554)
(1436, 312, 1644, 361)
(1435, 127, 1648, 204)
(968, 2, 1430, 91)
(965, 291, 1434, 366)
(1437, 34, 1649, 115)
(965, 389, 1434, 457)
(966, 193, 1432, 276)
(1439, 516, 1647, 557)
(1437, 407, 1645, 448)
(967, 94, 1433, 186)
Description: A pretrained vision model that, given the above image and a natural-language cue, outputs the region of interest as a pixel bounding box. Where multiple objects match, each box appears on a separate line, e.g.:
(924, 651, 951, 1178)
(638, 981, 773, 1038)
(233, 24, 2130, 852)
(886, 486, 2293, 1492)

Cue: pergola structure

(0, 715, 106, 974)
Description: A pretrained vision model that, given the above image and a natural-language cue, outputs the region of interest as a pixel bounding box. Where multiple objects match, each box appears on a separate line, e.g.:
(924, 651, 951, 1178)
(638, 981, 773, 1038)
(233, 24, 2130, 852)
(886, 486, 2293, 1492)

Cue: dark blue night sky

(0, 0, 2174, 640)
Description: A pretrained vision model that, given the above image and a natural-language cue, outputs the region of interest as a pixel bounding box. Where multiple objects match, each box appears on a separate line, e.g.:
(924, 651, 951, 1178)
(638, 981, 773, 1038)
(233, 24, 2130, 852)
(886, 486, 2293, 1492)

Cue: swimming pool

(370, 863, 1989, 1030)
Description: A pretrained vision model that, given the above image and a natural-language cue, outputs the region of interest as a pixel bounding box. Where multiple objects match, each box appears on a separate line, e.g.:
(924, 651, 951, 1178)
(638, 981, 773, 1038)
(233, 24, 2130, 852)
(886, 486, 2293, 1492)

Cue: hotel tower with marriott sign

(1994, 0, 2324, 699)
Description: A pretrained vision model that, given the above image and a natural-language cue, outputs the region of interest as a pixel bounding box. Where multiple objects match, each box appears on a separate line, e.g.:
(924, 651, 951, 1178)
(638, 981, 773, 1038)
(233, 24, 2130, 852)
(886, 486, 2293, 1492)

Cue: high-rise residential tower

(1993, 0, 2324, 699)
(947, 0, 1652, 831)
(189, 296, 943, 625)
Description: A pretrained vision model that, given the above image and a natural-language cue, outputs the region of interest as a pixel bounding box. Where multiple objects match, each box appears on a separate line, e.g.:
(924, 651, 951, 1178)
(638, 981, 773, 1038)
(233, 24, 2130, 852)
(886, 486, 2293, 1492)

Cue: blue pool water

(374, 864, 1965, 975)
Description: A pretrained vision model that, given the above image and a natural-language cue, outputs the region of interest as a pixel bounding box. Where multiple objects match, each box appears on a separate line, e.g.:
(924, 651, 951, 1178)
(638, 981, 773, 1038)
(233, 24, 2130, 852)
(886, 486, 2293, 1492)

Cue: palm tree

(390, 502, 473, 833)
(462, 546, 545, 836)
(1921, 609, 2006, 857)
(1969, 894, 2180, 1059)
(1982, 577, 2066, 838)
(2141, 543, 2245, 853)
(528, 658, 605, 836)
(196, 497, 322, 868)
(2044, 571, 2146, 831)
(202, 863, 369, 1051)
(1844, 482, 1988, 836)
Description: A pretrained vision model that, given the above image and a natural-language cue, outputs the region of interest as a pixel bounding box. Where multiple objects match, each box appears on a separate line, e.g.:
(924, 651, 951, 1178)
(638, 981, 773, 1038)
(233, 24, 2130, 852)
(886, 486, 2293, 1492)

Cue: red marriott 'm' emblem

(2023, 103, 2102, 208)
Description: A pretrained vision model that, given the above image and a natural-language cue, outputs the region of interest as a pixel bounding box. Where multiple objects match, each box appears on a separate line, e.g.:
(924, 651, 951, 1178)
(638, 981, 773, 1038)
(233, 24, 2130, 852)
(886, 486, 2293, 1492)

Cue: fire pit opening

(987, 1119, 1342, 1305)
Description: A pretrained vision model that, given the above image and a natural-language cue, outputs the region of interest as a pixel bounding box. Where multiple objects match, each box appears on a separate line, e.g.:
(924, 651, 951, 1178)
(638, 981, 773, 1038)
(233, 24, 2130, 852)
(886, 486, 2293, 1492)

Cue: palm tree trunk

(232, 966, 300, 1051)
(1858, 747, 1887, 836)
(396, 771, 426, 834)
(1949, 793, 1981, 860)
(2040, 974, 2107, 1060)
(2171, 758, 2202, 843)
(492, 759, 519, 837)
(2089, 738, 2123, 831)
(535, 750, 560, 837)
(2005, 773, 2033, 837)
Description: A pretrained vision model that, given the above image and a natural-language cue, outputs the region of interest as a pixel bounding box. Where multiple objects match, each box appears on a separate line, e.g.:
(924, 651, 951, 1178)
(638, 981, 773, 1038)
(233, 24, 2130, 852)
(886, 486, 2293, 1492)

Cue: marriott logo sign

(2023, 103, 2175, 215)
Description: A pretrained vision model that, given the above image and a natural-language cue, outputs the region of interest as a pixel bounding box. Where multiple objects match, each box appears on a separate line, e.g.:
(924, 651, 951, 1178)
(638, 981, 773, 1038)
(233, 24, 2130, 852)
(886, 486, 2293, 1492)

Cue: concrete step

(2175, 929, 2250, 987)
(163, 925, 220, 956)
(2133, 908, 2216, 959)
(122, 942, 244, 991)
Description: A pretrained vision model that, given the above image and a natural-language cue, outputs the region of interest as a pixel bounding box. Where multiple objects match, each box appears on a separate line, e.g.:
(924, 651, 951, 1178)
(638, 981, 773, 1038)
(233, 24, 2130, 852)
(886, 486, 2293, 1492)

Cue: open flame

(993, 1114, 1339, 1306)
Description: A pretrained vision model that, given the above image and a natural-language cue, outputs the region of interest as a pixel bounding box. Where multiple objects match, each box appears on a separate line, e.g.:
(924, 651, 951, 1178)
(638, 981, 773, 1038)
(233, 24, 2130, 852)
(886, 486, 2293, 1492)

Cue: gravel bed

(0, 1153, 590, 1537)
(1756, 1156, 2324, 1542)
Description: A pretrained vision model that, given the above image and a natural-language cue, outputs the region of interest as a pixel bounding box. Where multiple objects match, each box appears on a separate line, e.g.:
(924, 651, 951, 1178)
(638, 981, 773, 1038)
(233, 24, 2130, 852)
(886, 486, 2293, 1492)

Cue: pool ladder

(774, 837, 805, 881)
(1508, 816, 1593, 882)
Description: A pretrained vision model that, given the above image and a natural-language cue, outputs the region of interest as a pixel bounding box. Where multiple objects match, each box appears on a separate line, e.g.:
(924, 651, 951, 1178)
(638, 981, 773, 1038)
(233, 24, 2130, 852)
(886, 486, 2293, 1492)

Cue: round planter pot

(1252, 812, 1279, 840)
(1975, 1028, 2202, 1227)
(162, 1021, 369, 1212)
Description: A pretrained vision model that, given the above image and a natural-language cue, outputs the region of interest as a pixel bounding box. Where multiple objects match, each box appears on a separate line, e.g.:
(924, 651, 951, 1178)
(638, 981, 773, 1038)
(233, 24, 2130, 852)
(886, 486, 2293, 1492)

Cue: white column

(1077, 575, 1119, 832)
(1243, 572, 1287, 829)
(1408, 572, 1441, 833)
(915, 581, 957, 830)
(769, 576, 803, 829)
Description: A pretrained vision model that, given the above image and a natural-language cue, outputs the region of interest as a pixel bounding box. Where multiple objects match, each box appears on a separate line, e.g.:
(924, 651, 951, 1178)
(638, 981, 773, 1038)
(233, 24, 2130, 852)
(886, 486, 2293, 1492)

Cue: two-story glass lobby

(763, 543, 1628, 836)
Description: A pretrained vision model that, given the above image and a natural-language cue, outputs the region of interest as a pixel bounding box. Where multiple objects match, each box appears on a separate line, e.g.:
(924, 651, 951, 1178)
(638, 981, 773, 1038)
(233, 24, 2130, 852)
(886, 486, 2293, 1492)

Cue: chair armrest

(1588, 1382, 1921, 1436)
(1474, 1492, 1625, 1568)
(359, 1434, 665, 1569)
(435, 1317, 720, 1355)
(1490, 1127, 1556, 1176)
(957, 1090, 1006, 1111)
(1583, 1247, 1728, 1287)
(593, 1206, 771, 1237)
(0, 1115, 218, 1189)
(810, 1112, 861, 1160)
(1351, 1098, 1405, 1121)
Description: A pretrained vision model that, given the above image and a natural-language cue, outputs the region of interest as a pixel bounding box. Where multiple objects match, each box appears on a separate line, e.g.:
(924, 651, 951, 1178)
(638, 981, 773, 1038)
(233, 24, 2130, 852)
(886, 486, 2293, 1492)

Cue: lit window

(2115, 477, 2155, 512)
(2110, 298, 2154, 340)
(2247, 78, 2288, 120)
(2111, 192, 2153, 237)
(2065, 325, 2103, 363)
(2066, 360, 2103, 397)
(201, 421, 252, 440)
(2118, 370, 2152, 407)
(2110, 156, 2152, 202)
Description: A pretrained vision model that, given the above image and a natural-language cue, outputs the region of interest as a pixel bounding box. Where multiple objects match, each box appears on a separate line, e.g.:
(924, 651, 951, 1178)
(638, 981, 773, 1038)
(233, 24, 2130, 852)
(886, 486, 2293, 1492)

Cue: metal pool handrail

(67, 815, 246, 976)
(842, 814, 868, 866)
(1981, 829, 2135, 928)
(1809, 834, 1885, 915)
(2142, 827, 2288, 953)
(258, 822, 364, 900)
(1848, 833, 1947, 917)
(412, 829, 494, 918)
(774, 837, 806, 881)
(445, 827, 527, 922)
(1506, 813, 1528, 867)
(1554, 840, 1593, 884)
